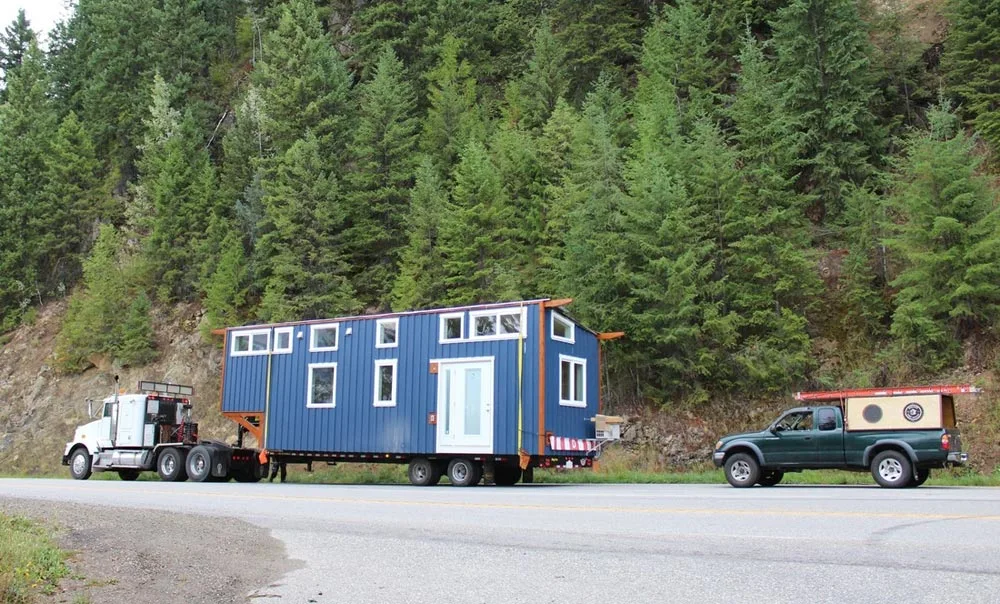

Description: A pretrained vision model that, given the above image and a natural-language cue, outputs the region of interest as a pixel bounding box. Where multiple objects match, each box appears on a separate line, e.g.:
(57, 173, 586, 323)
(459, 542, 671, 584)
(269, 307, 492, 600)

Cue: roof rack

(794, 385, 982, 402)
(138, 380, 194, 397)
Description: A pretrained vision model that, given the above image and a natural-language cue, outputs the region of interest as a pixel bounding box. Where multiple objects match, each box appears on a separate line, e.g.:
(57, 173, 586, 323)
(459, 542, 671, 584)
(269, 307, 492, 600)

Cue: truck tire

(909, 468, 930, 487)
(69, 448, 92, 480)
(186, 445, 213, 482)
(118, 470, 140, 481)
(157, 448, 188, 482)
(871, 450, 912, 488)
(494, 464, 521, 486)
(758, 470, 784, 487)
(447, 458, 481, 487)
(724, 453, 760, 488)
(408, 458, 439, 486)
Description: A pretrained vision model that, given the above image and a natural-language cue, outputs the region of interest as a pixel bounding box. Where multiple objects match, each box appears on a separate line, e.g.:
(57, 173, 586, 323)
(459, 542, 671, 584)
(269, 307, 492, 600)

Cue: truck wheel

(186, 446, 213, 482)
(494, 464, 521, 486)
(118, 470, 140, 481)
(758, 470, 784, 487)
(157, 448, 188, 482)
(408, 458, 439, 486)
(447, 458, 481, 487)
(909, 468, 930, 487)
(871, 450, 912, 488)
(724, 453, 760, 488)
(69, 448, 92, 480)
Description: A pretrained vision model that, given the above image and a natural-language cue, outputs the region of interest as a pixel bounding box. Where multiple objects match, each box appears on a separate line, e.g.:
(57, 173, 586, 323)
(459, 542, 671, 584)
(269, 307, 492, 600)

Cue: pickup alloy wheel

(724, 453, 760, 488)
(871, 450, 912, 488)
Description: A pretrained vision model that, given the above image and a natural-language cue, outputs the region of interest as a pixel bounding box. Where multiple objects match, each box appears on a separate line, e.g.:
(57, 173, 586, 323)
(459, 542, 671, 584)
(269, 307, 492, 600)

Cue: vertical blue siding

(544, 310, 600, 453)
(221, 331, 268, 413)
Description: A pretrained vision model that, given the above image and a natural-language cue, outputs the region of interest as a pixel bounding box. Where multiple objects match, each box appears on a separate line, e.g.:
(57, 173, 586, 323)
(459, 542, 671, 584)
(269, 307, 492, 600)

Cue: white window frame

(439, 312, 465, 343)
(307, 362, 338, 408)
(551, 313, 575, 344)
(310, 323, 340, 352)
(373, 359, 398, 407)
(559, 354, 587, 408)
(376, 318, 399, 349)
(469, 307, 527, 341)
(231, 328, 271, 357)
(272, 326, 294, 354)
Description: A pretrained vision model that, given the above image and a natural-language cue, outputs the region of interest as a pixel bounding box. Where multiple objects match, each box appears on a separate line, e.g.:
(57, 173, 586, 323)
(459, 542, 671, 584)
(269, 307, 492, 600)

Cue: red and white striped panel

(548, 435, 599, 452)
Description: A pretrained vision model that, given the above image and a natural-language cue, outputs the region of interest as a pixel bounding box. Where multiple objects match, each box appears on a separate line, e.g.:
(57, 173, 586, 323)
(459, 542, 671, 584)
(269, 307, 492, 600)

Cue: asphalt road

(3, 479, 1000, 604)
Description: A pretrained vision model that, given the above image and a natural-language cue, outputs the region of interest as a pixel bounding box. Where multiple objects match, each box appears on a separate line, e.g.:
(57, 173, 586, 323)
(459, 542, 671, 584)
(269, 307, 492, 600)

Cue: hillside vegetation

(0, 0, 999, 413)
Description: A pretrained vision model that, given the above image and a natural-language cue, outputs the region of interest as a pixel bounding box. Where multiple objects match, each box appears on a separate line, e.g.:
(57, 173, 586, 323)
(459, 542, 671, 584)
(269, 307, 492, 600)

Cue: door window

(776, 411, 813, 431)
(816, 408, 837, 431)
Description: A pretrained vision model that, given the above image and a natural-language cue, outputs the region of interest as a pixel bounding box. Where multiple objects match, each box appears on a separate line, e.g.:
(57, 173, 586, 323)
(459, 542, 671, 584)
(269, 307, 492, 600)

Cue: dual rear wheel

(408, 457, 491, 487)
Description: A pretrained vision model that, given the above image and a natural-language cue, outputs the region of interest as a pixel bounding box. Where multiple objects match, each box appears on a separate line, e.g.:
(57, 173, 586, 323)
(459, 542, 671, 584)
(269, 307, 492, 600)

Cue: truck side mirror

(87, 399, 93, 418)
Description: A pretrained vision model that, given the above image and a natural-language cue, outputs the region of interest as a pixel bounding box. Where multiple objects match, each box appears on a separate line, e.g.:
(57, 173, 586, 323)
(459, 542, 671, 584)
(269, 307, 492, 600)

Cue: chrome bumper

(712, 451, 725, 467)
(947, 452, 968, 465)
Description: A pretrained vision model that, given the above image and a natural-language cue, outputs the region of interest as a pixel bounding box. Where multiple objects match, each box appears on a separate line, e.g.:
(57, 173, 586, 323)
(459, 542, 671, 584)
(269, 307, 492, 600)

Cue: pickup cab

(712, 386, 975, 488)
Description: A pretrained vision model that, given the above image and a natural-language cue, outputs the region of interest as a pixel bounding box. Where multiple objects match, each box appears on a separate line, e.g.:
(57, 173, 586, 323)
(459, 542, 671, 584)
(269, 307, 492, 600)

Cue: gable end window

(559, 355, 586, 408)
(373, 359, 398, 407)
(551, 314, 575, 344)
(310, 324, 339, 352)
(439, 312, 464, 343)
(376, 318, 399, 348)
(307, 362, 337, 408)
(231, 329, 271, 356)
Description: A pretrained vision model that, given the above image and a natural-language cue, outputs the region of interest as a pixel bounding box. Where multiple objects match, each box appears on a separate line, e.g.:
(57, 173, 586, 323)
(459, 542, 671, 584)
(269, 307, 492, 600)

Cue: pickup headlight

(715, 440, 723, 451)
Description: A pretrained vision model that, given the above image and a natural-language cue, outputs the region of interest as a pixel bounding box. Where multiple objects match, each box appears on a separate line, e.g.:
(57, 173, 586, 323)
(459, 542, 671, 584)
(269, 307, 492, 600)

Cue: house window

(376, 318, 398, 349)
(231, 329, 270, 356)
(439, 312, 464, 343)
(373, 359, 398, 407)
(469, 308, 526, 340)
(310, 324, 339, 352)
(551, 314, 575, 344)
(272, 327, 293, 354)
(307, 362, 337, 408)
(559, 355, 586, 408)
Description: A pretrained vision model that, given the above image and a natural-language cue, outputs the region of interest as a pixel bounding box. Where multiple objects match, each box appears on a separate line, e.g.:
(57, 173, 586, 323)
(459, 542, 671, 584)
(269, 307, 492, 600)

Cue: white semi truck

(62, 378, 265, 482)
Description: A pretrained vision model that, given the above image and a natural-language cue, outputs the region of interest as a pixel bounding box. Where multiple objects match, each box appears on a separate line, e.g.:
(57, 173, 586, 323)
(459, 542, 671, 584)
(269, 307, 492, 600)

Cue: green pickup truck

(712, 386, 976, 488)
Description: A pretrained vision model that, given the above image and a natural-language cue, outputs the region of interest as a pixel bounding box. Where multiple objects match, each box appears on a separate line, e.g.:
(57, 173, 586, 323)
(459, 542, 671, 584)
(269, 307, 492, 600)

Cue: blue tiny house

(219, 299, 621, 485)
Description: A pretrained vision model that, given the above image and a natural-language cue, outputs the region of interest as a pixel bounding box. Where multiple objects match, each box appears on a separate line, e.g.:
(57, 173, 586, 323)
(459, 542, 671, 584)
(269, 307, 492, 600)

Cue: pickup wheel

(909, 468, 930, 487)
(157, 448, 188, 482)
(758, 470, 784, 487)
(724, 453, 760, 488)
(871, 450, 912, 488)
(69, 448, 92, 480)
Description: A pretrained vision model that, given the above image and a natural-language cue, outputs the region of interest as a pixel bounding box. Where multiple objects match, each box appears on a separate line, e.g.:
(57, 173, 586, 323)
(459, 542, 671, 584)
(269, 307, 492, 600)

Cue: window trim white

(468, 307, 528, 341)
(309, 323, 340, 352)
(272, 326, 294, 354)
(551, 313, 575, 344)
(231, 328, 271, 357)
(439, 312, 465, 343)
(376, 318, 399, 349)
(307, 362, 338, 408)
(373, 359, 398, 407)
(558, 354, 587, 408)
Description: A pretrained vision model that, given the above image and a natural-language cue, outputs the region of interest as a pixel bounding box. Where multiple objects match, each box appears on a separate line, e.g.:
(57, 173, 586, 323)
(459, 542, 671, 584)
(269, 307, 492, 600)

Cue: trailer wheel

(186, 446, 213, 482)
(408, 458, 439, 486)
(69, 447, 92, 480)
(157, 448, 188, 482)
(447, 458, 481, 487)
(521, 466, 534, 484)
(494, 464, 521, 486)
(871, 450, 912, 488)
(117, 470, 140, 481)
(724, 453, 760, 488)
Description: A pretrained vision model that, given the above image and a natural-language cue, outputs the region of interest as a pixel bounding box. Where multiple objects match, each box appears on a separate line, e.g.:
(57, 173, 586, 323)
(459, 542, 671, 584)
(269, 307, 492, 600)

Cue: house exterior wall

(543, 309, 600, 453)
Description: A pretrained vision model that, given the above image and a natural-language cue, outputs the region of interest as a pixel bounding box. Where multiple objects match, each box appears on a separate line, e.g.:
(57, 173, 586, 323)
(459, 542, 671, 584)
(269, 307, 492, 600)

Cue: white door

(435, 359, 494, 454)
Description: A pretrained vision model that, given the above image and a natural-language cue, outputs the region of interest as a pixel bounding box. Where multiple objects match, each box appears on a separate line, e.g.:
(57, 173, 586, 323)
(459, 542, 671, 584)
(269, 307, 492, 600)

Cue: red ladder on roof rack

(794, 385, 982, 402)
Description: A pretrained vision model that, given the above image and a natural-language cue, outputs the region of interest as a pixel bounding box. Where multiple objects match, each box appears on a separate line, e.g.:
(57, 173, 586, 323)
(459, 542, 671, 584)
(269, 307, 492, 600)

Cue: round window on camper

(862, 404, 883, 424)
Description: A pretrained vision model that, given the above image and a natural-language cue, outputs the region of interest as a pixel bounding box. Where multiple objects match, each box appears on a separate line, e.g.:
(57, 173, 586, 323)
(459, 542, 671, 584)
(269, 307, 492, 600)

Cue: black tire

(871, 450, 913, 488)
(233, 465, 263, 483)
(909, 468, 930, 487)
(494, 464, 521, 486)
(69, 448, 92, 480)
(724, 453, 760, 488)
(758, 470, 784, 487)
(157, 448, 188, 482)
(118, 469, 141, 481)
(522, 466, 534, 484)
(186, 445, 214, 483)
(408, 458, 438, 486)
(447, 458, 481, 487)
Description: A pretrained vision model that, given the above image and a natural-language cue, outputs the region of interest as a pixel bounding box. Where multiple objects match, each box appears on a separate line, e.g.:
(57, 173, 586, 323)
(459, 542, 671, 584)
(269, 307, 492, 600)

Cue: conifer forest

(0, 0, 998, 405)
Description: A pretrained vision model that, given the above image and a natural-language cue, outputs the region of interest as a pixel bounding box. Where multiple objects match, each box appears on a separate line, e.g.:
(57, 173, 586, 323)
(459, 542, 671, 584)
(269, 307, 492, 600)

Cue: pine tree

(346, 47, 419, 308)
(510, 21, 569, 132)
(391, 158, 451, 310)
(118, 292, 157, 366)
(256, 133, 359, 322)
(202, 230, 248, 333)
(0, 8, 35, 100)
(889, 104, 1000, 371)
(942, 0, 1000, 154)
(420, 35, 481, 176)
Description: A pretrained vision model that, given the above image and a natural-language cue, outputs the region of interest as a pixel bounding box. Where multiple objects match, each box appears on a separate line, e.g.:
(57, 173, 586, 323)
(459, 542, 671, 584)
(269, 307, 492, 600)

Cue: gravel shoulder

(0, 497, 298, 604)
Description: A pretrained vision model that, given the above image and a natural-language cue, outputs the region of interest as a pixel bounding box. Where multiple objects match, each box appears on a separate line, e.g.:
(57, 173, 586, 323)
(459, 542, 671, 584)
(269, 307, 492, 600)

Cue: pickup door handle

(803, 436, 812, 441)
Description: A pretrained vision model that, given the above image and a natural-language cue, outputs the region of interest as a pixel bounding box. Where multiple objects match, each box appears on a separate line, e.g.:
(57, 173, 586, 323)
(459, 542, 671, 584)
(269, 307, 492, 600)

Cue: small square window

(440, 313, 464, 342)
(475, 315, 496, 337)
(273, 327, 293, 354)
(499, 312, 520, 335)
(233, 334, 249, 353)
(552, 314, 575, 343)
(310, 324, 339, 352)
(376, 318, 398, 348)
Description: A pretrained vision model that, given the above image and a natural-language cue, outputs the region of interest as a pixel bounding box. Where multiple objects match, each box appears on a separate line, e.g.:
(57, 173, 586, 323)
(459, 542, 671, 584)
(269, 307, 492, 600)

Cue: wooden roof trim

(597, 332, 625, 341)
(543, 298, 573, 308)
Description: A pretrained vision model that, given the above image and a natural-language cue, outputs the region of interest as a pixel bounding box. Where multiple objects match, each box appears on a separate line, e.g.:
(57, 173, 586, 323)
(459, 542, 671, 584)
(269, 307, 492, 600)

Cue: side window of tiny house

(469, 308, 526, 340)
(559, 354, 586, 407)
(310, 324, 339, 352)
(439, 312, 464, 343)
(272, 327, 293, 354)
(231, 329, 270, 356)
(373, 359, 397, 407)
(551, 313, 574, 344)
(376, 318, 398, 348)
(307, 362, 337, 408)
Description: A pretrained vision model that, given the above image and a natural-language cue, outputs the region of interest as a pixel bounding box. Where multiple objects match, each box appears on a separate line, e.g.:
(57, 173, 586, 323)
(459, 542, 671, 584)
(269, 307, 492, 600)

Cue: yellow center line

(14, 482, 1000, 522)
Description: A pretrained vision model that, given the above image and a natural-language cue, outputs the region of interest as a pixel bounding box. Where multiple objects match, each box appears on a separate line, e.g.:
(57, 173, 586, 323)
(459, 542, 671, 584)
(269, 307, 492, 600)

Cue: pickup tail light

(941, 434, 951, 451)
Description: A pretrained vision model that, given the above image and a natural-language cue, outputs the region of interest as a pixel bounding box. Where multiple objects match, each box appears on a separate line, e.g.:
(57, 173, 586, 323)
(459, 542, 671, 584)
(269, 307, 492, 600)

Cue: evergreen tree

(346, 47, 419, 308)
(942, 0, 1000, 154)
(420, 35, 481, 176)
(118, 291, 157, 366)
(534, 97, 579, 295)
(0, 8, 35, 100)
(391, 158, 451, 310)
(256, 133, 359, 322)
(510, 21, 568, 132)
(202, 230, 248, 333)
(889, 104, 1000, 371)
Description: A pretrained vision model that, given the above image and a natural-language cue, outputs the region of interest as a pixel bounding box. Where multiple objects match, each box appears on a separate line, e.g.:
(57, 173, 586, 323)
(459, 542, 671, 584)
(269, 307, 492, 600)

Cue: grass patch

(0, 514, 70, 603)
(283, 463, 410, 485)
